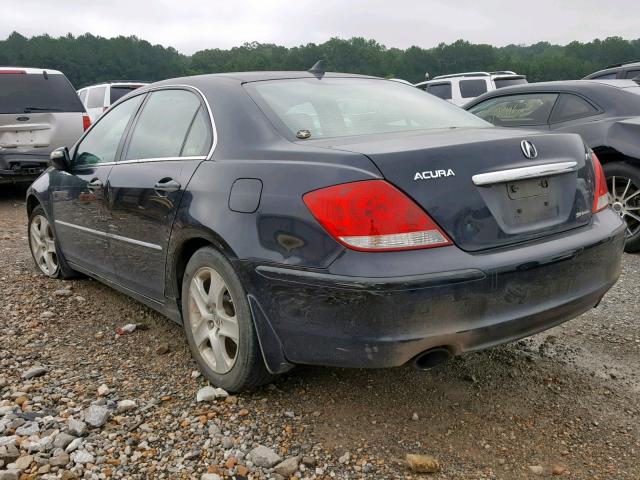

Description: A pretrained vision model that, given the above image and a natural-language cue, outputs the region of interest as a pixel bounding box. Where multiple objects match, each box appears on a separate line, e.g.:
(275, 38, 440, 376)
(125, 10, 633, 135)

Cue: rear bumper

(240, 209, 626, 371)
(0, 153, 49, 184)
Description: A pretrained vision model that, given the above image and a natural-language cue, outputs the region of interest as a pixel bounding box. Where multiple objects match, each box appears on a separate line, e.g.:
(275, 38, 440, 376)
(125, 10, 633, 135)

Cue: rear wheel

(604, 162, 640, 252)
(181, 246, 273, 391)
(28, 205, 76, 278)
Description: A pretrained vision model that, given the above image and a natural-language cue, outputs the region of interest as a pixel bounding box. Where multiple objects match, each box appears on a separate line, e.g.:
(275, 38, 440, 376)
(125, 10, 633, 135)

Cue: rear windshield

(110, 85, 141, 103)
(0, 73, 84, 114)
(246, 78, 489, 139)
(494, 77, 528, 89)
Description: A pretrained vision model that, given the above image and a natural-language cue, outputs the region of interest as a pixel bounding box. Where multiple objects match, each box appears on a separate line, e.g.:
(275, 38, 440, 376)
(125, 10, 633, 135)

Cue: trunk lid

(311, 128, 594, 251)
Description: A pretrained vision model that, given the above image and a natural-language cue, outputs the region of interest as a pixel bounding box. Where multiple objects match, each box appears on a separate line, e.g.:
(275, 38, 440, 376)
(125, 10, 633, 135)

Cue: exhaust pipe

(412, 347, 452, 370)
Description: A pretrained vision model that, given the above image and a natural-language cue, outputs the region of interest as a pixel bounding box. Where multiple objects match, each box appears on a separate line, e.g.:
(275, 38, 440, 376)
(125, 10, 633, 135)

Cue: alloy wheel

(29, 214, 59, 276)
(187, 266, 240, 374)
(608, 175, 640, 238)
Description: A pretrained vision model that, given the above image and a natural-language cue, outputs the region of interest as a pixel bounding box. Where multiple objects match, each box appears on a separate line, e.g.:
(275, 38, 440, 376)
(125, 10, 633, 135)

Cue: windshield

(0, 73, 84, 114)
(246, 77, 489, 139)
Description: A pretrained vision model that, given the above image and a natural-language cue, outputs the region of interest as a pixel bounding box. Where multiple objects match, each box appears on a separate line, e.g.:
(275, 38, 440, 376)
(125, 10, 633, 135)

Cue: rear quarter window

(494, 77, 528, 89)
(550, 94, 600, 123)
(426, 83, 452, 100)
(459, 79, 488, 98)
(0, 73, 84, 114)
(110, 86, 140, 104)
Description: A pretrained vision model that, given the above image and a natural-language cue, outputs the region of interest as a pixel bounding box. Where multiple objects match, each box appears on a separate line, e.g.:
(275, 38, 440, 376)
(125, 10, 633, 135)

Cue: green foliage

(1, 31, 639, 88)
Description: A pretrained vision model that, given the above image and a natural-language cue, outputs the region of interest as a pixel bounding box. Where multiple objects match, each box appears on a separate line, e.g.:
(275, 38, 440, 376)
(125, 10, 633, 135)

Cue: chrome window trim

(116, 156, 206, 165)
(71, 84, 218, 166)
(472, 161, 578, 186)
(55, 220, 162, 251)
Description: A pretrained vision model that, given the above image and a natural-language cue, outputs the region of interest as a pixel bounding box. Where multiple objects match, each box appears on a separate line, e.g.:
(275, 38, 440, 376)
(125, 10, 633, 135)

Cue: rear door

(107, 88, 212, 300)
(51, 93, 145, 279)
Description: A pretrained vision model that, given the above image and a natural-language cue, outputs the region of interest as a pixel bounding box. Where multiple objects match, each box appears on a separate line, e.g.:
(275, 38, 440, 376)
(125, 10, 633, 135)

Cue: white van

(415, 71, 527, 106)
(77, 81, 148, 123)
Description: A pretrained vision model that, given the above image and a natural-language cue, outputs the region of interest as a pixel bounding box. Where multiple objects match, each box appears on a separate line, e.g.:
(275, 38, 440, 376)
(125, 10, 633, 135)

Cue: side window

(87, 86, 107, 109)
(125, 89, 205, 160)
(78, 90, 87, 104)
(468, 93, 559, 126)
(459, 79, 488, 98)
(426, 83, 452, 100)
(550, 94, 600, 123)
(625, 69, 640, 79)
(593, 72, 617, 79)
(74, 95, 144, 167)
(181, 107, 212, 156)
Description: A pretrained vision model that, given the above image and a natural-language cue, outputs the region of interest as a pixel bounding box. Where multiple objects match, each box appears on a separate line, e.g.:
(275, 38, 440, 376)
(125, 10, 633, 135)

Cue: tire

(603, 161, 640, 253)
(181, 246, 273, 392)
(28, 205, 77, 279)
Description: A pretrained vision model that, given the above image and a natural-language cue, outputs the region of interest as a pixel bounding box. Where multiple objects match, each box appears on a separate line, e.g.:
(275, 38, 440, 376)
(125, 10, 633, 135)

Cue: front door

(51, 94, 145, 279)
(107, 88, 212, 300)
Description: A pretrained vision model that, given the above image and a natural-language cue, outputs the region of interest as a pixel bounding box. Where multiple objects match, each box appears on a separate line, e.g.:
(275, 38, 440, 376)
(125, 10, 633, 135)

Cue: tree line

(1, 31, 639, 88)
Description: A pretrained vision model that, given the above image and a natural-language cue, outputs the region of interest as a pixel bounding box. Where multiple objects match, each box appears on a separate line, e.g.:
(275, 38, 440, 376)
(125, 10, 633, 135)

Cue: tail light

(0, 69, 26, 74)
(82, 114, 91, 131)
(591, 152, 609, 213)
(303, 179, 451, 251)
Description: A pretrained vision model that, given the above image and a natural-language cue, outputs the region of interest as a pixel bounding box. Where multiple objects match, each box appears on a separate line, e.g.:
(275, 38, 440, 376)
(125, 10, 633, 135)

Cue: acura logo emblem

(520, 140, 538, 159)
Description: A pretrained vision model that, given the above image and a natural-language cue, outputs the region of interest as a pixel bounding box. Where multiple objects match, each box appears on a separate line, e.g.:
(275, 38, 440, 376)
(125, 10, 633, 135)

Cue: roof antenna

(308, 60, 325, 78)
(43, 70, 48, 80)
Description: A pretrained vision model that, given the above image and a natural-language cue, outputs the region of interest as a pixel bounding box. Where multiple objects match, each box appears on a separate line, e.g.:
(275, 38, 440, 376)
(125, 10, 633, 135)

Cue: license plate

(507, 177, 550, 200)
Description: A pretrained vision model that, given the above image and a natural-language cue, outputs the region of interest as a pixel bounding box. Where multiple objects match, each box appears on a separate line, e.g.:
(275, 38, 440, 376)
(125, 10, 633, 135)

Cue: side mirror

(50, 147, 71, 170)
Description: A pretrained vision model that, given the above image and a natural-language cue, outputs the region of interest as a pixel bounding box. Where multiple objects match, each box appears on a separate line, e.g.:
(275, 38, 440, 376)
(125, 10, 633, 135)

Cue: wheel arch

(167, 227, 238, 310)
(26, 193, 42, 216)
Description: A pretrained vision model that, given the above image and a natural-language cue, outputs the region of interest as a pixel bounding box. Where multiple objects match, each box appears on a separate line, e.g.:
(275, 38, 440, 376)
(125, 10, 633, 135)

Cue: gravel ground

(1, 184, 639, 479)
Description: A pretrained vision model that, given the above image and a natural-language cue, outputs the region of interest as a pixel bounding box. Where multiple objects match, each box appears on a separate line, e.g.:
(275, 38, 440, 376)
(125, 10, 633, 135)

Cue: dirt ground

(1, 184, 639, 479)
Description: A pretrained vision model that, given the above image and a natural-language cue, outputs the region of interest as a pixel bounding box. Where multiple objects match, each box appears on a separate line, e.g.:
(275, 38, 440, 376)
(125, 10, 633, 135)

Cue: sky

(3, 0, 639, 54)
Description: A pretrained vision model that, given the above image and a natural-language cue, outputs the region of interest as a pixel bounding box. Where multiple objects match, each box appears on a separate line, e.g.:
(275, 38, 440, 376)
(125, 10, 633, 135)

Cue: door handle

(154, 178, 181, 193)
(87, 178, 103, 189)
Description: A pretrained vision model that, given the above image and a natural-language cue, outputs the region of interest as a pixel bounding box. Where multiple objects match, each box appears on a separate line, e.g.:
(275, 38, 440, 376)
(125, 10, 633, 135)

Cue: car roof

(584, 62, 640, 79)
(470, 79, 639, 93)
(0, 66, 63, 75)
(153, 71, 379, 85)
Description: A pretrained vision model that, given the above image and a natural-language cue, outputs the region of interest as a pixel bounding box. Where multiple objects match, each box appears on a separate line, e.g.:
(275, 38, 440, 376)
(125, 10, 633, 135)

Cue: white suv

(415, 71, 527, 106)
(77, 81, 148, 122)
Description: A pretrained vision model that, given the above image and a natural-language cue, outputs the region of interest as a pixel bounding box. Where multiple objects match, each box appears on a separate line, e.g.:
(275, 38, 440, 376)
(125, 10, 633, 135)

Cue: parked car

(464, 79, 640, 251)
(77, 81, 148, 123)
(583, 61, 640, 80)
(0, 67, 90, 185)
(26, 70, 624, 391)
(415, 71, 527, 106)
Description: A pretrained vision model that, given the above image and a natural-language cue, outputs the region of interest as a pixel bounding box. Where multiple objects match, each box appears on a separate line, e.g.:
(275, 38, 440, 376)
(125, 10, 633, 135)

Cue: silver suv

(415, 71, 527, 106)
(0, 67, 89, 184)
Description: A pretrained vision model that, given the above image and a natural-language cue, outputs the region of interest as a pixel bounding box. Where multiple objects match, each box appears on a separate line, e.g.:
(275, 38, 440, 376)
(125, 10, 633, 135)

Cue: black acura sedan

(464, 79, 640, 251)
(27, 70, 625, 391)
